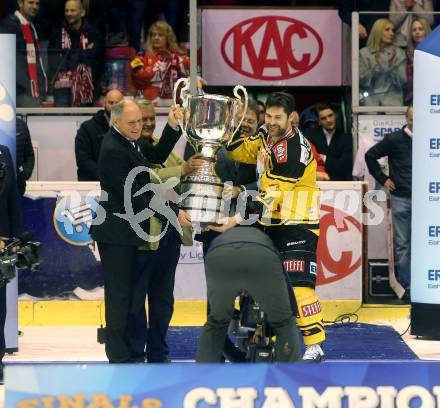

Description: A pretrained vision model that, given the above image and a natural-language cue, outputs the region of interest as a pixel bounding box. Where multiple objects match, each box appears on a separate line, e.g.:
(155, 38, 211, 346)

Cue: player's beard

(268, 124, 287, 140)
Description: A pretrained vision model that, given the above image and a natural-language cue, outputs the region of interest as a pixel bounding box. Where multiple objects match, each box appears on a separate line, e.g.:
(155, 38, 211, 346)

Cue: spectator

(0, 0, 48, 107)
(305, 104, 353, 181)
(405, 17, 431, 104)
(359, 19, 407, 106)
(389, 0, 433, 47)
(130, 20, 189, 106)
(230, 98, 260, 201)
(15, 118, 35, 196)
(48, 0, 104, 107)
(256, 99, 266, 127)
(293, 111, 330, 181)
(75, 89, 123, 181)
(365, 105, 413, 298)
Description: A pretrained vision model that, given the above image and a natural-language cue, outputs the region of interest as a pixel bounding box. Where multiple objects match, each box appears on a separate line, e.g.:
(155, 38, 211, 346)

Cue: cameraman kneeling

(0, 144, 22, 379)
(196, 226, 301, 363)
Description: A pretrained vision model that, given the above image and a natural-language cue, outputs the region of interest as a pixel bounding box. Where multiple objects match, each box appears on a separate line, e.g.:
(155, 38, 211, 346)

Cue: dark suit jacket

(16, 118, 35, 195)
(0, 145, 22, 238)
(305, 127, 353, 181)
(75, 110, 109, 181)
(0, 14, 47, 99)
(90, 124, 181, 246)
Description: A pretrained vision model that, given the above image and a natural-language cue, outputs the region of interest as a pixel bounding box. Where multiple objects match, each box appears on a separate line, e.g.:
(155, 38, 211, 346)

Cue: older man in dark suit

(305, 104, 353, 181)
(0, 144, 22, 379)
(91, 100, 191, 363)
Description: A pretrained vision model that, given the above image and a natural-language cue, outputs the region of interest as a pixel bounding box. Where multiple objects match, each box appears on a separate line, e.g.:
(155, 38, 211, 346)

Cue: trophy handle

(173, 77, 190, 106)
(231, 85, 248, 140)
(173, 77, 190, 137)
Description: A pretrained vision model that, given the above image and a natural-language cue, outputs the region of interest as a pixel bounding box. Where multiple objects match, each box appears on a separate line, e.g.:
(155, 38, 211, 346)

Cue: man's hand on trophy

(205, 214, 242, 233)
(222, 184, 242, 200)
(178, 210, 192, 228)
(181, 153, 204, 176)
(168, 104, 183, 129)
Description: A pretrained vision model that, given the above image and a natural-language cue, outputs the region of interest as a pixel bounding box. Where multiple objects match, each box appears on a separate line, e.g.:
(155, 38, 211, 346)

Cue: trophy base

(180, 179, 225, 226)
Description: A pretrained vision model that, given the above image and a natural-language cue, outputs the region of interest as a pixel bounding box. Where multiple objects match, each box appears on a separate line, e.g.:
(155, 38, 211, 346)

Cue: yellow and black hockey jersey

(226, 125, 320, 235)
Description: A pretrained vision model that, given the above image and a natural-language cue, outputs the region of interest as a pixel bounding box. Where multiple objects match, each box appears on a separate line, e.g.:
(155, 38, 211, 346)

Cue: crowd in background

(1, 0, 440, 108)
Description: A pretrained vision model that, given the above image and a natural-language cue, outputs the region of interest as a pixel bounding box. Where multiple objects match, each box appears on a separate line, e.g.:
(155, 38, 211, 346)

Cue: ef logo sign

(316, 204, 362, 286)
(221, 15, 323, 80)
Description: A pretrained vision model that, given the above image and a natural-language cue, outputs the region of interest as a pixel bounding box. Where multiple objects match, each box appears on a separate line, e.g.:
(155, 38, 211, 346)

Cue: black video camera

(0, 232, 42, 286)
(229, 293, 275, 363)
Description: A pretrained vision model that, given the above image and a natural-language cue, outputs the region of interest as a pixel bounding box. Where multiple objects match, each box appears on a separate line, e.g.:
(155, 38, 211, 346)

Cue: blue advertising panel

(20, 195, 103, 298)
(0, 34, 16, 160)
(412, 25, 440, 336)
(5, 362, 440, 407)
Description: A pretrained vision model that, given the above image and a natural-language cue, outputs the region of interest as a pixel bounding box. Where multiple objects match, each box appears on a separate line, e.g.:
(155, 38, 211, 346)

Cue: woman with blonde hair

(405, 17, 431, 103)
(389, 0, 433, 47)
(359, 19, 407, 106)
(130, 20, 189, 106)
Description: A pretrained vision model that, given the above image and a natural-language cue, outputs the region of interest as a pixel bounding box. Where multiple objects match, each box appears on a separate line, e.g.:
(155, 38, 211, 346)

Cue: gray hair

(110, 99, 139, 125)
(135, 98, 154, 109)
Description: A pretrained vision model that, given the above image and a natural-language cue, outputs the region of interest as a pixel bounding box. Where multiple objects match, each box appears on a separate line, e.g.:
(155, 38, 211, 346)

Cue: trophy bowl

(174, 78, 248, 227)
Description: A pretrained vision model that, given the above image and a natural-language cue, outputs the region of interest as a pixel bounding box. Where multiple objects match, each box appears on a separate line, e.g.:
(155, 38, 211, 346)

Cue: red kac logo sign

(316, 205, 362, 286)
(221, 15, 323, 80)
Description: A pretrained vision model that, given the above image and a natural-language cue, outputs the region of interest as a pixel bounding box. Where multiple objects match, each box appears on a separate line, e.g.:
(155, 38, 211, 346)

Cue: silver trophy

(173, 78, 248, 226)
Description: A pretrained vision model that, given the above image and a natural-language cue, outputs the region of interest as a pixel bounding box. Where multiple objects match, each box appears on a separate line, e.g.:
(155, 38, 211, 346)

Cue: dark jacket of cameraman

(0, 145, 22, 237)
(0, 144, 22, 364)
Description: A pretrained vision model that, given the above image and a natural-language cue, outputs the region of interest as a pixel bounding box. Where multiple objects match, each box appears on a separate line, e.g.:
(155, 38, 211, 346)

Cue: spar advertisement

(201, 9, 342, 86)
(6, 362, 440, 407)
(412, 29, 440, 306)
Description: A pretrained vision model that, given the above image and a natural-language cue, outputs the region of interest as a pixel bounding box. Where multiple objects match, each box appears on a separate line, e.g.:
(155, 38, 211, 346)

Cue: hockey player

(208, 92, 325, 362)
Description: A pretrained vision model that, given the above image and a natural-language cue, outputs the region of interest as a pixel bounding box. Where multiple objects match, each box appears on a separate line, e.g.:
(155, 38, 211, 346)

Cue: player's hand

(168, 104, 183, 129)
(0, 239, 5, 250)
(205, 215, 239, 232)
(384, 178, 395, 192)
(178, 210, 192, 227)
(181, 154, 204, 176)
(223, 184, 241, 200)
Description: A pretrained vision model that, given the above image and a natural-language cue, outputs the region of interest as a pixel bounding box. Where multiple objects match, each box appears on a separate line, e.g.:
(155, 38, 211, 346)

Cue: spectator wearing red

(48, 0, 104, 107)
(130, 20, 189, 106)
(0, 0, 48, 107)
